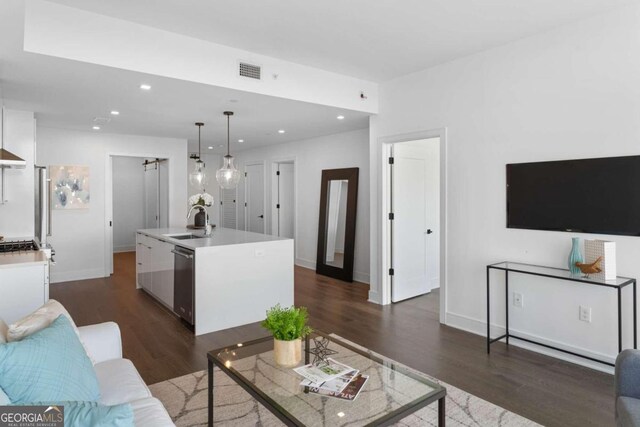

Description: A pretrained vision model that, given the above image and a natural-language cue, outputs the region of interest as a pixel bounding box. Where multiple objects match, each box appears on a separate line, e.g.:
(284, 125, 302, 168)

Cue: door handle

(171, 249, 194, 259)
(258, 215, 264, 218)
(425, 229, 433, 235)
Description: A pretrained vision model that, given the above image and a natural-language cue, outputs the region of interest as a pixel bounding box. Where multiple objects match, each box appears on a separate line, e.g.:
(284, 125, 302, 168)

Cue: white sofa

(1, 319, 174, 426)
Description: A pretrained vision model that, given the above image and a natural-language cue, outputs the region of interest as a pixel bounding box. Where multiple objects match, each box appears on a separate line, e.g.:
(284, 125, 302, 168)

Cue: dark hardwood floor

(51, 252, 614, 426)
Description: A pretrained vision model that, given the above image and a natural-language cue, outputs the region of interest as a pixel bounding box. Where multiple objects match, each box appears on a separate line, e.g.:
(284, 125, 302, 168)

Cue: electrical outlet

(513, 292, 523, 308)
(579, 306, 592, 323)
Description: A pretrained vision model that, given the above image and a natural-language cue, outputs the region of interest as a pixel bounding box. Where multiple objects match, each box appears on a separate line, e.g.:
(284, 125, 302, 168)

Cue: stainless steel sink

(163, 233, 207, 240)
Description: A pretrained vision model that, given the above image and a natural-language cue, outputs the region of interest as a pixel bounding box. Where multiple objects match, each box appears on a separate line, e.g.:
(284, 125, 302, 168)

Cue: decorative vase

(568, 237, 583, 275)
(194, 210, 206, 227)
(273, 338, 302, 368)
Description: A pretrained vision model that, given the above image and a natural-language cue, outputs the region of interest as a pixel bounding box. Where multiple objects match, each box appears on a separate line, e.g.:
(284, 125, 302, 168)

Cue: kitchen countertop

(137, 227, 291, 249)
(0, 251, 48, 268)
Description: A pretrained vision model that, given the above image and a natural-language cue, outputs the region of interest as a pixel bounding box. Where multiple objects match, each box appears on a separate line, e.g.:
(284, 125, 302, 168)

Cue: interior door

(144, 166, 159, 228)
(277, 163, 295, 238)
(245, 163, 265, 233)
(392, 145, 429, 302)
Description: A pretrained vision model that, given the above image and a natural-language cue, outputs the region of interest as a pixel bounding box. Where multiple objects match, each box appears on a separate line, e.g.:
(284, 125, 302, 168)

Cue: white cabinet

(0, 264, 48, 324)
(136, 233, 152, 291)
(149, 237, 174, 308)
(136, 232, 174, 309)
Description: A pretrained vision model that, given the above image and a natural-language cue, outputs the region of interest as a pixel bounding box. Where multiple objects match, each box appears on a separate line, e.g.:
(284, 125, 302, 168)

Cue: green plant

(261, 304, 312, 341)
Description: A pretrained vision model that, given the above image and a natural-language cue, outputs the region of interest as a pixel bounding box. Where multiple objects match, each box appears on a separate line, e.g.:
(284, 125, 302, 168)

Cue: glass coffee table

(207, 330, 446, 426)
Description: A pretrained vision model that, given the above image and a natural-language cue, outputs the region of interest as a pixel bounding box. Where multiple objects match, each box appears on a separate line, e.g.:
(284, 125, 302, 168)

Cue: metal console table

(487, 261, 637, 367)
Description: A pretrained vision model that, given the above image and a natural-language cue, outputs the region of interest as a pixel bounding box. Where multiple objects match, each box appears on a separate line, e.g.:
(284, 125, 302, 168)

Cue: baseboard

(368, 289, 381, 304)
(295, 257, 370, 284)
(445, 311, 615, 374)
(50, 268, 106, 284)
(113, 245, 135, 253)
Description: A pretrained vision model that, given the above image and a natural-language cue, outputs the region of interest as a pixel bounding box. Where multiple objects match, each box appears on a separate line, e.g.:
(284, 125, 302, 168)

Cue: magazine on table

(293, 358, 354, 385)
(307, 374, 369, 401)
(300, 369, 359, 394)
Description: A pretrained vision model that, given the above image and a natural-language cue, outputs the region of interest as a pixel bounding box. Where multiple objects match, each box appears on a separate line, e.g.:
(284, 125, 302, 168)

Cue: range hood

(0, 148, 26, 169)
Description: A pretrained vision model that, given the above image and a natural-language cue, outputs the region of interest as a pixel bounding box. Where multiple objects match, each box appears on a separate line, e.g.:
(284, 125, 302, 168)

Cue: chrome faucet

(187, 205, 212, 236)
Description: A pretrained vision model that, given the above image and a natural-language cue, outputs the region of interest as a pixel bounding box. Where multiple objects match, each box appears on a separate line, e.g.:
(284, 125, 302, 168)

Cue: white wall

(37, 127, 188, 283)
(0, 109, 35, 238)
(234, 128, 370, 283)
(112, 156, 145, 252)
(372, 4, 640, 370)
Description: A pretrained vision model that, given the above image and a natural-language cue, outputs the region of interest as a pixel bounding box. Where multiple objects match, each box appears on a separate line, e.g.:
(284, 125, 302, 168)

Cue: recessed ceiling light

(278, 129, 285, 134)
(208, 146, 213, 149)
(218, 144, 223, 148)
(229, 99, 239, 103)
(139, 84, 151, 90)
(92, 126, 100, 130)
(238, 139, 244, 143)
(110, 111, 120, 116)
(337, 115, 345, 120)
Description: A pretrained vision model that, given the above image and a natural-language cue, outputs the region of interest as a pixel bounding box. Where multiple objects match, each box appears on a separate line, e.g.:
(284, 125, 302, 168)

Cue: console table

(486, 261, 637, 367)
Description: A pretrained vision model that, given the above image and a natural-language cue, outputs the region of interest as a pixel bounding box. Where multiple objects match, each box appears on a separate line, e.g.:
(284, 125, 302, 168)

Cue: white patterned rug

(149, 336, 539, 427)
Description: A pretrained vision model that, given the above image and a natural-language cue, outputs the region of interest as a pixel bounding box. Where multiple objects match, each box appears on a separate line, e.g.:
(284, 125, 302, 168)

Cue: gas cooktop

(0, 240, 38, 253)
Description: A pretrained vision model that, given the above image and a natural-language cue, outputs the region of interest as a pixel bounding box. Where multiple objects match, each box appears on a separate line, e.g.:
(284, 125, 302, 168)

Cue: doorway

(107, 155, 169, 275)
(245, 162, 266, 233)
(272, 161, 295, 238)
(384, 134, 445, 313)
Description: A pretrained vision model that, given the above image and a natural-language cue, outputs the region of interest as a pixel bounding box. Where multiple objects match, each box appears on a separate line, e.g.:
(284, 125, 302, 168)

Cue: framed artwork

(50, 165, 90, 209)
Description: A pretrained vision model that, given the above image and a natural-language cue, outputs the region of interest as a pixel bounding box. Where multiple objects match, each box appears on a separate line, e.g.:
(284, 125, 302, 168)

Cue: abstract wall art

(50, 165, 90, 209)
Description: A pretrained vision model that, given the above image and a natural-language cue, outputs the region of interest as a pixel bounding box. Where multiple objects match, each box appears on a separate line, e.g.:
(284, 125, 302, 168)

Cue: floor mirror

(316, 168, 359, 282)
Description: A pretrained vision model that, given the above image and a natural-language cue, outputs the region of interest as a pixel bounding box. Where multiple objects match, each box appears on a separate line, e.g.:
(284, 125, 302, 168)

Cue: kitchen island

(136, 227, 294, 336)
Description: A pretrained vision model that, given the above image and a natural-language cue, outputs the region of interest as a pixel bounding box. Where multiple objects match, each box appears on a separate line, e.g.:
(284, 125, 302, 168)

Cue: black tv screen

(507, 155, 640, 236)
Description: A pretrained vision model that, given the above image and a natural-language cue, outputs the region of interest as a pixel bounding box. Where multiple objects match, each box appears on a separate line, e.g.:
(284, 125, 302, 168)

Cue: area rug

(149, 336, 539, 427)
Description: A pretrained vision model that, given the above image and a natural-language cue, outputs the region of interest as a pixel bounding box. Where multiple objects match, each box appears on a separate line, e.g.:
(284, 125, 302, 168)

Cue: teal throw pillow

(0, 315, 100, 404)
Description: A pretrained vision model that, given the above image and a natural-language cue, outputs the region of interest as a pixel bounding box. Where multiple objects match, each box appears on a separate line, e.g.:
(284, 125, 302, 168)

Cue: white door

(392, 144, 428, 302)
(221, 188, 237, 229)
(277, 163, 295, 238)
(144, 166, 159, 228)
(245, 163, 265, 233)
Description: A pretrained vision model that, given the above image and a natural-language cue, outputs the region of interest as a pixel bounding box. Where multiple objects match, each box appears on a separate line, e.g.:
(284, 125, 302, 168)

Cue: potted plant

(261, 304, 312, 367)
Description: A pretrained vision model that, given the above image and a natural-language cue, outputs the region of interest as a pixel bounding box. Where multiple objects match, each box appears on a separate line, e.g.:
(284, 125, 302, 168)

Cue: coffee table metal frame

(207, 330, 446, 426)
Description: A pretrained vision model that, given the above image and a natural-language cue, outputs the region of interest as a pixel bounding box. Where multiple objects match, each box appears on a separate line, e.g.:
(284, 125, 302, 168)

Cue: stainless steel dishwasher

(172, 246, 195, 325)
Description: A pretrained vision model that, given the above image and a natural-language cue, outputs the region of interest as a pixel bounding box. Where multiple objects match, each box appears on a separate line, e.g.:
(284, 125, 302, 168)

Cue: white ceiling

(47, 0, 637, 82)
(0, 1, 369, 153)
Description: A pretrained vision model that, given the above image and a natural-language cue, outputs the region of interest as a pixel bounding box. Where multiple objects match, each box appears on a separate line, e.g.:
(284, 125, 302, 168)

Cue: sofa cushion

(0, 315, 100, 404)
(6, 299, 96, 364)
(618, 396, 640, 427)
(130, 397, 174, 427)
(95, 359, 151, 406)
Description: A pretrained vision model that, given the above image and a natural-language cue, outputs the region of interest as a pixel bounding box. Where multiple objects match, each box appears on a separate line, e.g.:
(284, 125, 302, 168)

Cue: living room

(1, 0, 640, 426)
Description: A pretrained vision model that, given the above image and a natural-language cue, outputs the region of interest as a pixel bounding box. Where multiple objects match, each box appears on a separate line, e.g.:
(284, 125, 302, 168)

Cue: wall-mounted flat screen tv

(507, 155, 640, 236)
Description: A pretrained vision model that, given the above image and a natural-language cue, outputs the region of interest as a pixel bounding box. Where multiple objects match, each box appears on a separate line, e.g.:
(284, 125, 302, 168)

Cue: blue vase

(568, 237, 583, 275)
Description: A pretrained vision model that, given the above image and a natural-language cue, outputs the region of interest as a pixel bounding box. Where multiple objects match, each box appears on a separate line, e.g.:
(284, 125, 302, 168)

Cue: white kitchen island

(136, 227, 294, 336)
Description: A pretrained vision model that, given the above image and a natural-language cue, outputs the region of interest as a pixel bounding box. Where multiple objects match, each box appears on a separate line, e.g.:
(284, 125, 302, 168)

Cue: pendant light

(216, 111, 241, 189)
(188, 122, 208, 190)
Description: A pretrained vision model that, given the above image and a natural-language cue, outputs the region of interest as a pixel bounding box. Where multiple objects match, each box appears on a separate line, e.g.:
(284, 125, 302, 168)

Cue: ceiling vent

(239, 62, 261, 80)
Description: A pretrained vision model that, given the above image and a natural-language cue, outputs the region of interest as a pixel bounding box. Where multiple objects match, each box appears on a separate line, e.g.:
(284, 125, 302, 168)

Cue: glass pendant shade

(189, 159, 208, 189)
(190, 122, 207, 190)
(216, 111, 241, 189)
(216, 154, 241, 189)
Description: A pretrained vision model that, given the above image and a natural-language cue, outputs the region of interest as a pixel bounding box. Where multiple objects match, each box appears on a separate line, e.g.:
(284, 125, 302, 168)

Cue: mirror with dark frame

(316, 168, 359, 282)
